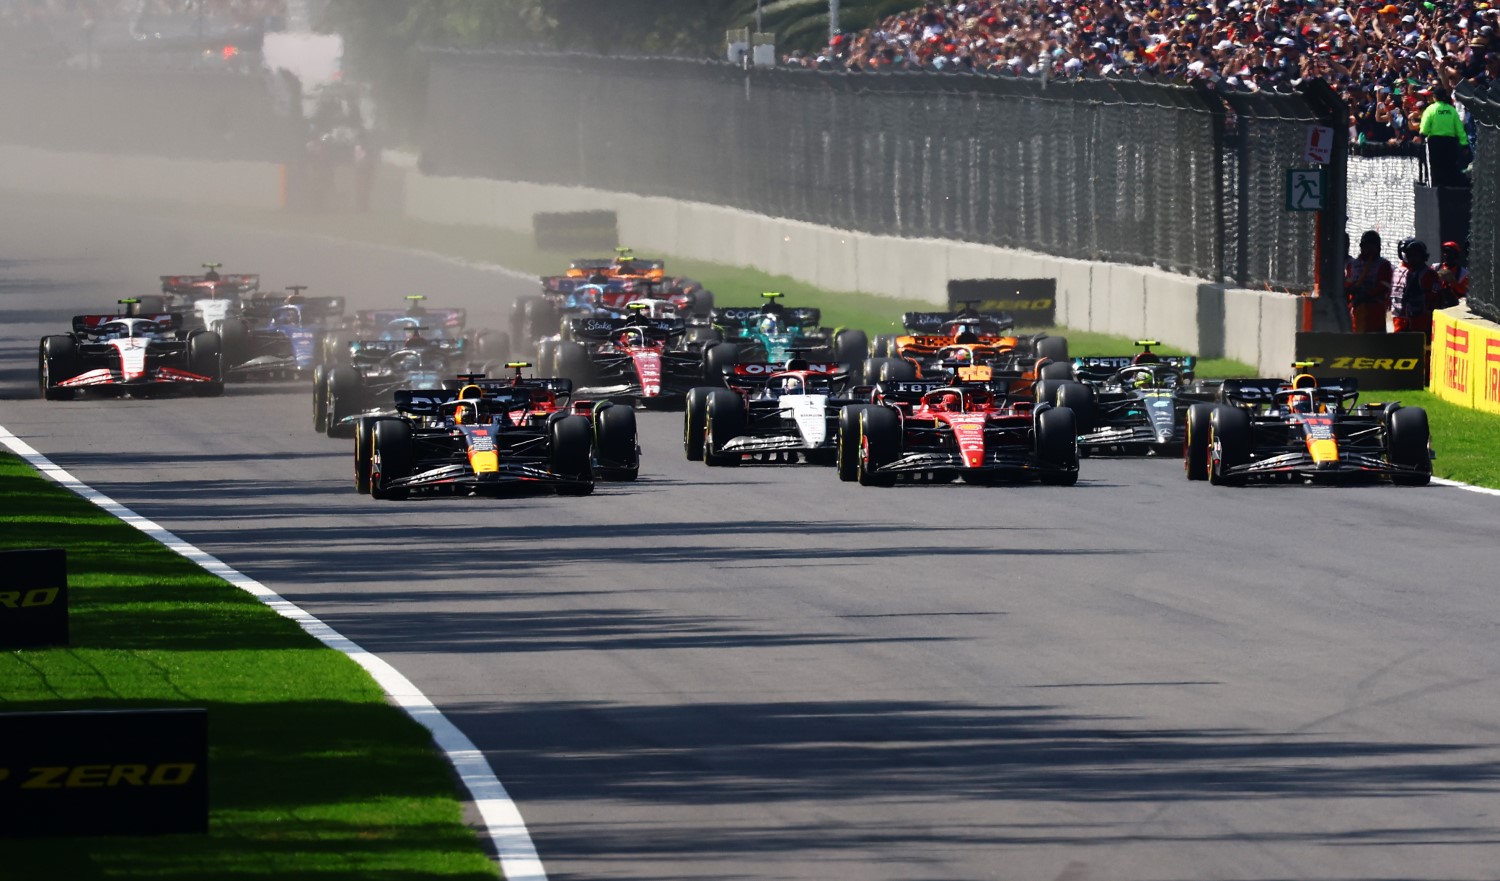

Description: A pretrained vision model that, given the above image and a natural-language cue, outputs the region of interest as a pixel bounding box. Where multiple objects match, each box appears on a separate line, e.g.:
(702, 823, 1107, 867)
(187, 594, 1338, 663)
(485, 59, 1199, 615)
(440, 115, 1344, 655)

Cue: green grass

(1361, 389, 1500, 488)
(0, 452, 498, 881)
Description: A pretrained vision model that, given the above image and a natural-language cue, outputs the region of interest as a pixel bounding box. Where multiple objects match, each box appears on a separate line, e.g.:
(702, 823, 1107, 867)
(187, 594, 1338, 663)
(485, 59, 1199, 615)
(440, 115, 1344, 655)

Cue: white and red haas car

(38, 302, 225, 400)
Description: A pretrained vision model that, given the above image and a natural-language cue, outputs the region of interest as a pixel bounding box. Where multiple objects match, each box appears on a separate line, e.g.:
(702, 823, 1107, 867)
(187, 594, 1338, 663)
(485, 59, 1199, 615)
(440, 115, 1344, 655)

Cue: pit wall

(0, 145, 1298, 374)
(404, 172, 1299, 374)
(1432, 305, 1500, 413)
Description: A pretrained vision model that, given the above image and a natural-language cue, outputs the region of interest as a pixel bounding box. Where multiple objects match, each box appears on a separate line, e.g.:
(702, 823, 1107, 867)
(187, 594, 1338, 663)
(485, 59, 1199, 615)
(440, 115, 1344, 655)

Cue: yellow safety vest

(1420, 103, 1469, 145)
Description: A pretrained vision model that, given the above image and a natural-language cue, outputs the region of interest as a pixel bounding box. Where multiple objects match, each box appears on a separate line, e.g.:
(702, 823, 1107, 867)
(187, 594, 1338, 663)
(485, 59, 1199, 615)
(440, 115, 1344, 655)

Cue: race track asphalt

(4, 195, 1500, 881)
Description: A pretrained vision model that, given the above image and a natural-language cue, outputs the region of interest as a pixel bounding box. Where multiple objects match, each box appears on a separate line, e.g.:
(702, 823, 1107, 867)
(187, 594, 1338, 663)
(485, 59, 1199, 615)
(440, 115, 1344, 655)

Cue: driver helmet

(403, 325, 427, 347)
(932, 391, 961, 412)
(1131, 371, 1152, 389)
(950, 347, 973, 363)
(757, 313, 783, 334)
(453, 400, 479, 425)
(1286, 392, 1312, 414)
(778, 376, 803, 396)
(618, 328, 644, 348)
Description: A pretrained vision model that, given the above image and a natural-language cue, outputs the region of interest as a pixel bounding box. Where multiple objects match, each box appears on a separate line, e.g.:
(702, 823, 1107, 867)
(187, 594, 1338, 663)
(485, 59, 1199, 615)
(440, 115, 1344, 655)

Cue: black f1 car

(38, 303, 223, 399)
(1185, 366, 1433, 486)
(355, 367, 639, 499)
(315, 336, 471, 437)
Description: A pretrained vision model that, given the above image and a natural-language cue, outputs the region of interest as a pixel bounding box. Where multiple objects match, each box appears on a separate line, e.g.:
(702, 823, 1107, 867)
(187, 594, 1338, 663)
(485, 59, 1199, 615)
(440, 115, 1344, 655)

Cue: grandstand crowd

(786, 0, 1499, 145)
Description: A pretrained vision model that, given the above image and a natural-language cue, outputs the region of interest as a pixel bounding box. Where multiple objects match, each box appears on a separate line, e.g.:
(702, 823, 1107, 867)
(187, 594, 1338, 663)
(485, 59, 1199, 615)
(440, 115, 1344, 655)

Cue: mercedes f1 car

(547, 307, 706, 408)
(1185, 364, 1433, 486)
(837, 376, 1079, 486)
(1035, 342, 1219, 456)
(355, 365, 639, 498)
(39, 302, 224, 399)
(684, 360, 859, 466)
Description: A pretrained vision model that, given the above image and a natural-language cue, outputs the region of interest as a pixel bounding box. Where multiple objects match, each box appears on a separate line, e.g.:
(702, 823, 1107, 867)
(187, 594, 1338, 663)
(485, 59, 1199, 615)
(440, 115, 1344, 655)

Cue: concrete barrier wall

(0, 145, 282, 211)
(400, 170, 1302, 374)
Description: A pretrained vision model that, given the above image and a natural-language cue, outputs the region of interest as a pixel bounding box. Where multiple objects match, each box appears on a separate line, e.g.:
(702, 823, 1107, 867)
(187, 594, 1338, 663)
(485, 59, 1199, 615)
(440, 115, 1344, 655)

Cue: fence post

(1301, 79, 1350, 328)
(1196, 82, 1227, 284)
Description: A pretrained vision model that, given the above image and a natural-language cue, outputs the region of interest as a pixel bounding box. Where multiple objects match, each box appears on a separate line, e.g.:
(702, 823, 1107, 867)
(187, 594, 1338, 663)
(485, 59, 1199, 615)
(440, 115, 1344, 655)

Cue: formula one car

(38, 301, 224, 399)
(547, 305, 706, 408)
(214, 287, 347, 380)
(154, 264, 261, 331)
(515, 248, 715, 346)
(701, 293, 868, 371)
(863, 304, 1067, 383)
(684, 359, 859, 466)
(355, 365, 639, 499)
(1184, 363, 1433, 486)
(315, 330, 472, 437)
(1035, 341, 1219, 455)
(836, 375, 1079, 486)
(326, 296, 509, 368)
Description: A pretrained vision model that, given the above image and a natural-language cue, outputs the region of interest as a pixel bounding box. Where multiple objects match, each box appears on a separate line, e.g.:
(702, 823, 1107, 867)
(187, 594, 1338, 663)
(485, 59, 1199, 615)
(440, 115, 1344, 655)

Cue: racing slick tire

(684, 387, 711, 461)
(550, 415, 596, 495)
(1184, 402, 1214, 481)
(1208, 405, 1251, 486)
(871, 335, 898, 358)
(689, 288, 715, 316)
(860, 357, 893, 385)
(214, 319, 250, 376)
(594, 404, 640, 481)
(39, 335, 77, 400)
(1036, 406, 1080, 486)
(703, 388, 746, 467)
(188, 330, 225, 396)
(833, 329, 870, 368)
(857, 406, 900, 487)
(1386, 406, 1432, 486)
(1053, 381, 1094, 434)
(554, 340, 592, 385)
(325, 366, 363, 438)
(1036, 335, 1069, 362)
(703, 342, 740, 381)
(312, 364, 329, 433)
(878, 358, 918, 382)
(524, 298, 559, 349)
(1037, 359, 1072, 382)
(474, 329, 511, 364)
(322, 331, 351, 368)
(837, 404, 871, 482)
(354, 416, 379, 494)
(536, 338, 558, 378)
(369, 418, 413, 501)
(510, 295, 539, 347)
(1033, 378, 1064, 405)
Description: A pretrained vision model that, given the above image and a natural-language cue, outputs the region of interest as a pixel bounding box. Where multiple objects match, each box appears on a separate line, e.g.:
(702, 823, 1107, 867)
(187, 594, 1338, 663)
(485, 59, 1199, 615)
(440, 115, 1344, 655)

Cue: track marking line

(0, 425, 547, 881)
(1433, 477, 1500, 497)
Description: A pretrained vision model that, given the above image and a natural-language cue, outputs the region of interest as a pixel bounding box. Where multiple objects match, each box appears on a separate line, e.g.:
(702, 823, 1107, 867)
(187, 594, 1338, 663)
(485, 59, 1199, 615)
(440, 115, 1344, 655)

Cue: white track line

(1433, 476, 1500, 497)
(0, 425, 547, 881)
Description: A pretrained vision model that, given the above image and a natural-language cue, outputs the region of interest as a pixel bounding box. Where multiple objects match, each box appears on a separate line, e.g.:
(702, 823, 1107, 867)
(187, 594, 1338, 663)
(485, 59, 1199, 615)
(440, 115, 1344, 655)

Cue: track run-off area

(3, 197, 1500, 881)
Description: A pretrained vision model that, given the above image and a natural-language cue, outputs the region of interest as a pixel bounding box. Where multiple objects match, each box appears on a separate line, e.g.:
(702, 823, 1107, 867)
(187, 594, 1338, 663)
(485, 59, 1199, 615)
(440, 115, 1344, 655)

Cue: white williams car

(684, 360, 861, 466)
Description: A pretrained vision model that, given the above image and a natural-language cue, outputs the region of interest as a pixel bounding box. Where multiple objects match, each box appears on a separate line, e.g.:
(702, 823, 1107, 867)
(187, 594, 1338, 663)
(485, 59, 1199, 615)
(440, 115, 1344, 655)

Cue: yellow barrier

(1430, 305, 1500, 413)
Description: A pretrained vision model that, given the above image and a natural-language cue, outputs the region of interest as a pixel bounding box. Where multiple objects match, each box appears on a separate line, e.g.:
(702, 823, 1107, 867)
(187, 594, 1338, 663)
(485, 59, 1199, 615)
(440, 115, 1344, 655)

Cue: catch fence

(1458, 83, 1500, 324)
(421, 51, 1338, 292)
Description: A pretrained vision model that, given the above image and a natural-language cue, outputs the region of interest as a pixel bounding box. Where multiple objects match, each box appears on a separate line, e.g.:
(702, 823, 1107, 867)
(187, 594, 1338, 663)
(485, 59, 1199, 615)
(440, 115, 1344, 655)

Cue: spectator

(1346, 230, 1394, 333)
(1390, 238, 1443, 339)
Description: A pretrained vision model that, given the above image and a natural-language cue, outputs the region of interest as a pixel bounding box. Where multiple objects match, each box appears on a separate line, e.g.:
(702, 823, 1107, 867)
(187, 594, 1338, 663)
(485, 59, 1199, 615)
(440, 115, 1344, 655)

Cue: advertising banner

(1432, 310, 1473, 405)
(1474, 326, 1500, 416)
(947, 279, 1057, 327)
(0, 548, 68, 649)
(1294, 332, 1428, 389)
(0, 709, 208, 837)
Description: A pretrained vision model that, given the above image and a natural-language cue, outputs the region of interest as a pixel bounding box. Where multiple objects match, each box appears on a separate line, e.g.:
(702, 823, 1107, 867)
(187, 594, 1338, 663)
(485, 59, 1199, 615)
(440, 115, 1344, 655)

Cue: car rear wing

(876, 377, 1027, 403)
(1218, 377, 1359, 407)
(567, 315, 682, 340)
(160, 274, 259, 294)
(440, 376, 573, 395)
(242, 293, 346, 319)
(394, 386, 544, 416)
(720, 361, 848, 386)
(711, 306, 822, 327)
(72, 313, 185, 334)
(1073, 355, 1196, 383)
(900, 310, 1014, 333)
(355, 307, 466, 331)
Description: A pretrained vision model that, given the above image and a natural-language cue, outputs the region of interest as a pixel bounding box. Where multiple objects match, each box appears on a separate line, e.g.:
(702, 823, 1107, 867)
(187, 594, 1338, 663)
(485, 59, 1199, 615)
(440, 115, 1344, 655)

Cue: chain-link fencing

(422, 51, 1338, 292)
(1346, 145, 1424, 254)
(1458, 83, 1499, 324)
